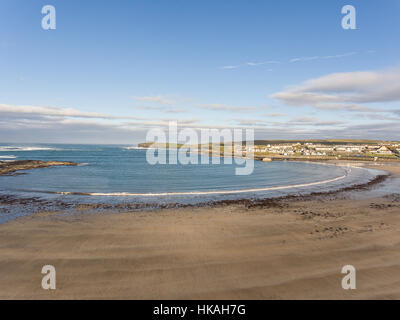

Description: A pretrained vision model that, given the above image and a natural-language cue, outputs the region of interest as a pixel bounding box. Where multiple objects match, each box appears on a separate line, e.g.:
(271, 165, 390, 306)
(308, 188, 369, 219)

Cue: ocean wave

(0, 155, 16, 159)
(0, 146, 59, 152)
(33, 170, 350, 197)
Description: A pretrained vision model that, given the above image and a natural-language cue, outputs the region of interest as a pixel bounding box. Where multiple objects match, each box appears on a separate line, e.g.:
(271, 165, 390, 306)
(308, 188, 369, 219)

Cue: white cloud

(0, 104, 137, 120)
(198, 104, 259, 112)
(133, 95, 176, 105)
(0, 103, 203, 143)
(234, 119, 266, 126)
(221, 61, 279, 70)
(265, 113, 286, 117)
(134, 105, 187, 113)
(289, 56, 320, 63)
(289, 117, 345, 126)
(270, 66, 400, 111)
(222, 51, 357, 70)
(220, 65, 240, 69)
(289, 52, 357, 63)
(246, 61, 280, 66)
(233, 116, 346, 128)
(322, 52, 357, 59)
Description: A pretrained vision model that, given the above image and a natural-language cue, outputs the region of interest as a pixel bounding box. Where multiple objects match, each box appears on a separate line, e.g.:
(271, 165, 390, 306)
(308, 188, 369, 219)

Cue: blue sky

(0, 0, 399, 143)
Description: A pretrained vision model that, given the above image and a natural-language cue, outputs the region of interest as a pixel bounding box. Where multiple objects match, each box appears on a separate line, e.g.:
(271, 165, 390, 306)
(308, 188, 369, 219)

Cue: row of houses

(244, 143, 399, 156)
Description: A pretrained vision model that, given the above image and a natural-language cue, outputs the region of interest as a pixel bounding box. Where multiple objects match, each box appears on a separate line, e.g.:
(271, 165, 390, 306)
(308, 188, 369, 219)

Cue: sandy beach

(0, 162, 399, 299)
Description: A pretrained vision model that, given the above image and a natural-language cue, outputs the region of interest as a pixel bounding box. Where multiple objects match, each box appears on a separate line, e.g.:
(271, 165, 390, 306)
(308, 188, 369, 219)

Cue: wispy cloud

(246, 61, 280, 66)
(234, 119, 267, 126)
(133, 95, 176, 105)
(198, 104, 259, 112)
(220, 65, 241, 69)
(1, 104, 398, 143)
(322, 52, 357, 59)
(0, 103, 202, 143)
(233, 116, 346, 128)
(0, 104, 139, 120)
(265, 113, 286, 117)
(289, 56, 320, 63)
(289, 52, 357, 63)
(134, 105, 187, 113)
(220, 61, 279, 69)
(289, 117, 345, 126)
(221, 51, 359, 70)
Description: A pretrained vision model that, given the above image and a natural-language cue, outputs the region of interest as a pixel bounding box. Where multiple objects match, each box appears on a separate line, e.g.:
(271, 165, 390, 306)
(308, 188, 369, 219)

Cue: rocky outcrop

(0, 160, 78, 175)
(138, 142, 154, 148)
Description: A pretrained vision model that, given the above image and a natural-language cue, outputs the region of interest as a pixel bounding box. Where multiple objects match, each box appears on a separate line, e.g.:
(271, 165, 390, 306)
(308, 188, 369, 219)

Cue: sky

(0, 0, 399, 144)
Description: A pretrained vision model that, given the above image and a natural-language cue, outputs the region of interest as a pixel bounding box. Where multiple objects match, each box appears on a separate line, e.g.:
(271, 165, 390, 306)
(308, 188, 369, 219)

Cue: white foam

(56, 170, 350, 197)
(0, 146, 59, 152)
(0, 155, 16, 159)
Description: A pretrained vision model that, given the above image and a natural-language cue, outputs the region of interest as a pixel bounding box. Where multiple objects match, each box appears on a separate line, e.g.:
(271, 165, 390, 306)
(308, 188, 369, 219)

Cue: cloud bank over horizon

(2, 65, 400, 144)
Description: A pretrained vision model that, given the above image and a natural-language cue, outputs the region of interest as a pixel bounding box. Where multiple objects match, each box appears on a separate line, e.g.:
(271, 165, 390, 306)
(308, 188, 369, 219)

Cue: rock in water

(0, 160, 78, 175)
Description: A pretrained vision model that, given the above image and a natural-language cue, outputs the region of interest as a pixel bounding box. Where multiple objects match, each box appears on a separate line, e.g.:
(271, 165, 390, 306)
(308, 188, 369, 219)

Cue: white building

(375, 146, 393, 155)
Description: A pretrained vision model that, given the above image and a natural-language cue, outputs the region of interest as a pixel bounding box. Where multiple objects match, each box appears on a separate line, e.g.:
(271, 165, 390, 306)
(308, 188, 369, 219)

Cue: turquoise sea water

(0, 143, 380, 200)
(0, 143, 388, 223)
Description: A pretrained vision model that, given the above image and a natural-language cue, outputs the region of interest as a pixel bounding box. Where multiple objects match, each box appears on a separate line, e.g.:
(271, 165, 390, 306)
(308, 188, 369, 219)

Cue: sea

(0, 143, 388, 223)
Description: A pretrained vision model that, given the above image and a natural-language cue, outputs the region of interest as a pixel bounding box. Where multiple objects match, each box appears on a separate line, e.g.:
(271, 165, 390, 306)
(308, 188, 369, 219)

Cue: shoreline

(0, 163, 399, 299)
(0, 155, 394, 200)
(15, 163, 350, 196)
(0, 161, 392, 219)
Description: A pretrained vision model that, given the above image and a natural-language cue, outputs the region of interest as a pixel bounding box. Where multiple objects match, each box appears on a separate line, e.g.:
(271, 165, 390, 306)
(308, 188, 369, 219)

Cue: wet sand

(0, 163, 399, 299)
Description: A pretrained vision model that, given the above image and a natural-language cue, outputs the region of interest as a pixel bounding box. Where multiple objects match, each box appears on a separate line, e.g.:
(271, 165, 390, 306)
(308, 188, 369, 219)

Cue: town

(140, 140, 400, 162)
(241, 140, 400, 161)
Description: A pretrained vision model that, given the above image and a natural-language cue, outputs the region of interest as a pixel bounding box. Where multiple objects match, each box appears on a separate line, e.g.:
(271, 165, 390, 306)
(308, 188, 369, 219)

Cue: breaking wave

(0, 146, 60, 152)
(28, 169, 349, 197)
